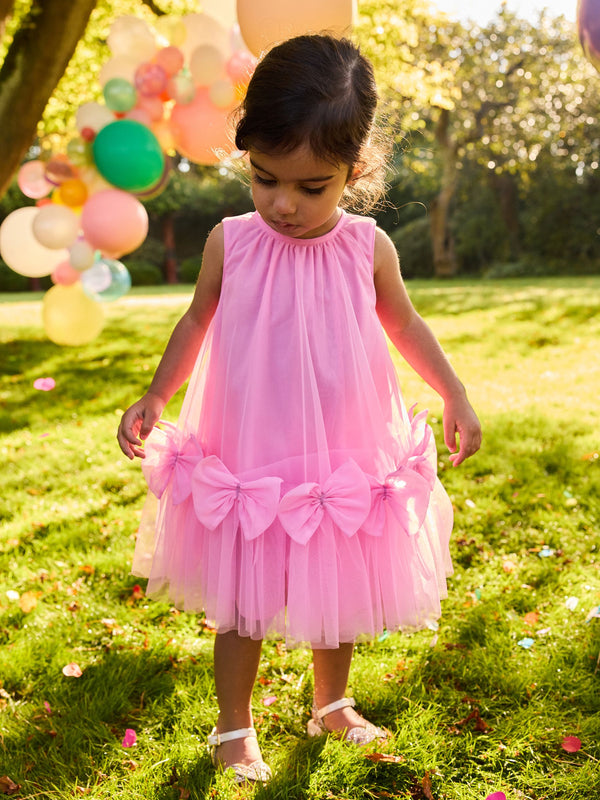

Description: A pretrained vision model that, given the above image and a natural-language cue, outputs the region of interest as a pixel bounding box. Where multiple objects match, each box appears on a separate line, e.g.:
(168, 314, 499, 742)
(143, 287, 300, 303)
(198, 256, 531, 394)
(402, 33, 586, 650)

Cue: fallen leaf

(421, 771, 434, 800)
(364, 752, 403, 763)
(62, 663, 83, 678)
(122, 728, 137, 748)
(19, 591, 39, 614)
(0, 776, 20, 795)
(561, 735, 582, 753)
(523, 611, 539, 627)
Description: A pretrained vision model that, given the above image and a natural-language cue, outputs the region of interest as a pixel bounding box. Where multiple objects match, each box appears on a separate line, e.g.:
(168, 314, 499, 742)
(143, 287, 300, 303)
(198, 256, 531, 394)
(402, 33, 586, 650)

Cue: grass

(0, 277, 599, 800)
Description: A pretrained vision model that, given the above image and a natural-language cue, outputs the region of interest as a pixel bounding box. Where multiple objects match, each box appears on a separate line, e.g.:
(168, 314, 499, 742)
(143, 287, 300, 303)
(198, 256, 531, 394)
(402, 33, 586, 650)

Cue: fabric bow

(363, 468, 431, 537)
(142, 422, 204, 505)
(406, 406, 437, 490)
(191, 455, 282, 541)
(277, 460, 371, 545)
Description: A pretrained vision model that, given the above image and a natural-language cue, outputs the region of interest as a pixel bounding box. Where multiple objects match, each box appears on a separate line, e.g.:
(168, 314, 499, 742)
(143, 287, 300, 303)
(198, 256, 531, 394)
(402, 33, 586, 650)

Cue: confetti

(122, 728, 137, 748)
(485, 793, 507, 800)
(517, 637, 534, 649)
(561, 735, 582, 753)
(33, 377, 56, 391)
(44, 701, 52, 715)
(538, 546, 554, 558)
(585, 605, 600, 623)
(5, 591, 19, 602)
(262, 695, 277, 707)
(565, 596, 579, 611)
(62, 663, 83, 678)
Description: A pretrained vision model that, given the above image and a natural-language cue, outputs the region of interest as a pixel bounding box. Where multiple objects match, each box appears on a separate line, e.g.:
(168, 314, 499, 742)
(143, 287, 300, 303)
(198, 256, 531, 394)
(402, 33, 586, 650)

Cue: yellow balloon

(42, 284, 104, 346)
(155, 15, 187, 47)
(236, 0, 356, 56)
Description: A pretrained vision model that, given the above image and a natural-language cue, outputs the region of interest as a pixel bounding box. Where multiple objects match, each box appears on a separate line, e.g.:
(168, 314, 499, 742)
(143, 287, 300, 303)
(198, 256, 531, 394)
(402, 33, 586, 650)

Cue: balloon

(181, 13, 229, 61)
(190, 44, 226, 86)
(81, 257, 131, 302)
(52, 259, 81, 286)
(76, 102, 115, 134)
(169, 88, 232, 164)
(155, 15, 187, 47)
(42, 283, 104, 346)
(45, 156, 77, 186)
(210, 79, 236, 109)
(99, 55, 140, 86)
(32, 204, 80, 249)
(135, 62, 168, 96)
(578, 0, 600, 72)
(18, 160, 53, 199)
(66, 137, 93, 166)
(226, 50, 256, 87)
(155, 46, 185, 77)
(69, 238, 96, 271)
(0, 207, 68, 277)
(202, 0, 237, 30)
(103, 77, 137, 112)
(134, 158, 171, 200)
(166, 72, 196, 104)
(236, 0, 356, 56)
(107, 16, 157, 62)
(152, 119, 177, 152)
(126, 108, 153, 126)
(78, 165, 113, 196)
(56, 178, 88, 207)
(136, 94, 165, 122)
(92, 119, 165, 192)
(81, 189, 148, 258)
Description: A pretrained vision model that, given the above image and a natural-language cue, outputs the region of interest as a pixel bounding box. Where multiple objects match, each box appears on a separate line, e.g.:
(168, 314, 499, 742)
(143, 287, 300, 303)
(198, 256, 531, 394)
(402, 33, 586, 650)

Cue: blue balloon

(81, 258, 131, 302)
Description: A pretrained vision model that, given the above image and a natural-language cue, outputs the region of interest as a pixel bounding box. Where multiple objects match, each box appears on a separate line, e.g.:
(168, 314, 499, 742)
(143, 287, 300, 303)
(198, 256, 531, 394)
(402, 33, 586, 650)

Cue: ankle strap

(314, 697, 356, 720)
(207, 726, 257, 746)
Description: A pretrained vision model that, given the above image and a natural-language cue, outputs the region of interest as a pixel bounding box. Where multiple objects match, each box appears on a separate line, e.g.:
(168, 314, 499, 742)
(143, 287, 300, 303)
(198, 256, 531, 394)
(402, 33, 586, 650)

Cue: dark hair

(234, 34, 389, 211)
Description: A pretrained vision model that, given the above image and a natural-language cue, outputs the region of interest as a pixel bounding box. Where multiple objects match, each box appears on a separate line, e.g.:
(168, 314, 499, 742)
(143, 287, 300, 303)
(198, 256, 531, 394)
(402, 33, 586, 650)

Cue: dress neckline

(253, 209, 347, 245)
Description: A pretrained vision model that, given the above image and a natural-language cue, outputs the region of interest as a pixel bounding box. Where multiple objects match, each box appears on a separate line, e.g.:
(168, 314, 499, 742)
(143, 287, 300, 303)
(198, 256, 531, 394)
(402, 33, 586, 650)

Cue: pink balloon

(578, 0, 600, 72)
(52, 259, 81, 286)
(226, 50, 256, 86)
(81, 189, 148, 258)
(135, 62, 168, 96)
(18, 160, 53, 199)
(136, 94, 165, 122)
(154, 46, 184, 77)
(169, 88, 232, 164)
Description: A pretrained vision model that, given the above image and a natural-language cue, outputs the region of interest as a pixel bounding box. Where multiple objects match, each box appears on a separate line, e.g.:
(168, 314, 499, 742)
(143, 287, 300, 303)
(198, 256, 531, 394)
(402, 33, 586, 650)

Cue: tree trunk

(429, 107, 459, 277)
(0, 0, 98, 198)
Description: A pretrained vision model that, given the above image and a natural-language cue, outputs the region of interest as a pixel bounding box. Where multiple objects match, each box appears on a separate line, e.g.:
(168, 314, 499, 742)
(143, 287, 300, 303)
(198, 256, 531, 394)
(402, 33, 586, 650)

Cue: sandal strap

(207, 726, 257, 746)
(314, 697, 356, 720)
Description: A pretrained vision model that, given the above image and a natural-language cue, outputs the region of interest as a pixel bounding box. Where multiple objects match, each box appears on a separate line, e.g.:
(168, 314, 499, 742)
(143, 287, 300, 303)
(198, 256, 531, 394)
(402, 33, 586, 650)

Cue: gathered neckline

(253, 209, 347, 245)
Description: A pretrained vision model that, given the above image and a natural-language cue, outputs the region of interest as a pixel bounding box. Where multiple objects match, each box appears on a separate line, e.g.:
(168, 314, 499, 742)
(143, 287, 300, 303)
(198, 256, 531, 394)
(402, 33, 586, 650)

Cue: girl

(118, 34, 481, 784)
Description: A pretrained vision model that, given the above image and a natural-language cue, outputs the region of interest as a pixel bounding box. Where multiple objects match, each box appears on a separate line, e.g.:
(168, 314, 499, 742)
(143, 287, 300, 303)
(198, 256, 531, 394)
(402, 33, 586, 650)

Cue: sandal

(207, 726, 272, 785)
(306, 697, 388, 746)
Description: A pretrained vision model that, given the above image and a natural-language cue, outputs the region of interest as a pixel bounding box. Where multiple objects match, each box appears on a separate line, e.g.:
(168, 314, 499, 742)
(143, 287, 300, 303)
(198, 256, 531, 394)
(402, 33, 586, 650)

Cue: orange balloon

(57, 178, 88, 207)
(169, 88, 232, 164)
(236, 0, 356, 57)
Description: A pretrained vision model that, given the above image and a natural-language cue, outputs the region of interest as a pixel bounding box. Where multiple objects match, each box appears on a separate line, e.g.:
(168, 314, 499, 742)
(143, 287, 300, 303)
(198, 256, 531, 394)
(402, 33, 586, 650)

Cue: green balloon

(92, 119, 165, 192)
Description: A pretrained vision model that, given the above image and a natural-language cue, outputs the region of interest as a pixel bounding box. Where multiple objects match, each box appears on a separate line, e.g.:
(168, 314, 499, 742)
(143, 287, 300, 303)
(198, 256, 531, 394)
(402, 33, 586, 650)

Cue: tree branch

(139, 0, 167, 15)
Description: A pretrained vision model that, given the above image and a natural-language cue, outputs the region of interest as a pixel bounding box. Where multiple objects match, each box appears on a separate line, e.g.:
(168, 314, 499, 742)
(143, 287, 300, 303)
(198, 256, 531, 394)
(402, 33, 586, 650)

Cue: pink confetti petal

(44, 701, 52, 714)
(33, 377, 56, 391)
(122, 728, 137, 748)
(485, 794, 507, 800)
(262, 695, 277, 706)
(561, 736, 582, 753)
(62, 662, 83, 678)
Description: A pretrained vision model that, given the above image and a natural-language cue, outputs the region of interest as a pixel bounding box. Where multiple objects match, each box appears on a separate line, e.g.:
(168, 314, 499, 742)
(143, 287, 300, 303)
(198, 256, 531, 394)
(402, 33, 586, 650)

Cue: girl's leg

(311, 643, 372, 732)
(213, 630, 264, 766)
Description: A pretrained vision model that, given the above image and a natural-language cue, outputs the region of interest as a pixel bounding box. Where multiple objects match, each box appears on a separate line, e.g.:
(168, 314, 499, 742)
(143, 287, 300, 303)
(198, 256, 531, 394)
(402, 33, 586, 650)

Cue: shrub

(178, 257, 201, 284)
(0, 260, 29, 292)
(124, 260, 163, 286)
(389, 216, 434, 278)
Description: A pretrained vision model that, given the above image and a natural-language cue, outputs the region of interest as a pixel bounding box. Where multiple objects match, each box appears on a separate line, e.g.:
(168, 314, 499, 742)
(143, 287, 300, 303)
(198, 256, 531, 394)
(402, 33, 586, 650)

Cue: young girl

(118, 34, 481, 784)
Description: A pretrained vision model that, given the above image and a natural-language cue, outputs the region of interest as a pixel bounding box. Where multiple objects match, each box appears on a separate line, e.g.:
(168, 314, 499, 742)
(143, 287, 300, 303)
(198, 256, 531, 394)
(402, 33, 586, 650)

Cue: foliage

(389, 215, 434, 279)
(1, 279, 599, 798)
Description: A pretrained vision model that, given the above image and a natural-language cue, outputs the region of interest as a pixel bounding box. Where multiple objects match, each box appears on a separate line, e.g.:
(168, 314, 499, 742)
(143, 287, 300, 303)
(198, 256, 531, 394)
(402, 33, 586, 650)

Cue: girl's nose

(273, 188, 295, 215)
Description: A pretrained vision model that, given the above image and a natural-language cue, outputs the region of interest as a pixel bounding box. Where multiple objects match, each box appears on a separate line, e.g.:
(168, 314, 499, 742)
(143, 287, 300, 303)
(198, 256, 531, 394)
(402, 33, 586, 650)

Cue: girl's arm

(373, 227, 481, 466)
(117, 223, 224, 460)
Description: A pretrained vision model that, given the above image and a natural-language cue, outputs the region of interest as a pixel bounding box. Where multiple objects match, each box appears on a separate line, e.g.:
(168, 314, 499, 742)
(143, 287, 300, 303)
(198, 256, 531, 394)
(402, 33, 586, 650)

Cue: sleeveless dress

(132, 210, 454, 648)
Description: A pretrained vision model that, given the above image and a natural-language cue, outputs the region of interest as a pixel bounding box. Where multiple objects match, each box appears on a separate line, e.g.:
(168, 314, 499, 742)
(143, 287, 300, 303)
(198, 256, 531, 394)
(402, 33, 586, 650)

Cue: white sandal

(307, 697, 388, 746)
(207, 726, 272, 784)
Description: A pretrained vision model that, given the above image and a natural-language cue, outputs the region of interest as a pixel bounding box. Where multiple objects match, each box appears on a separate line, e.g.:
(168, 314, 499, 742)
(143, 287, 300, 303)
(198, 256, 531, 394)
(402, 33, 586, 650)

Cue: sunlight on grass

(1, 278, 599, 799)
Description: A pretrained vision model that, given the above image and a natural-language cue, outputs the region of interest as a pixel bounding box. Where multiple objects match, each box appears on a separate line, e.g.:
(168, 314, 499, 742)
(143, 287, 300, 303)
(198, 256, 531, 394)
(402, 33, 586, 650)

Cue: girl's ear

(347, 165, 362, 186)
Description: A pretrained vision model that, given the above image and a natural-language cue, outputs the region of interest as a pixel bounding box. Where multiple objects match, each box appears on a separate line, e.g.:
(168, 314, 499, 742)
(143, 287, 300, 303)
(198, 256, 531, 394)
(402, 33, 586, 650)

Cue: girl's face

(248, 146, 350, 239)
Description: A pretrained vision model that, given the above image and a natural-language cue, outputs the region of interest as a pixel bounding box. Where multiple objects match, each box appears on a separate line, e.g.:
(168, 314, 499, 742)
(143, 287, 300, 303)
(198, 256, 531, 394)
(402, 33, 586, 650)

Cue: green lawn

(1, 278, 599, 799)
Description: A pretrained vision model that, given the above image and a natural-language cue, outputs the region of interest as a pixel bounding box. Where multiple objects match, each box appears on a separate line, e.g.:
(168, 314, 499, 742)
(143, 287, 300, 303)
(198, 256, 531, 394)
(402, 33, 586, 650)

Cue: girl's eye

(253, 174, 276, 187)
(302, 186, 326, 196)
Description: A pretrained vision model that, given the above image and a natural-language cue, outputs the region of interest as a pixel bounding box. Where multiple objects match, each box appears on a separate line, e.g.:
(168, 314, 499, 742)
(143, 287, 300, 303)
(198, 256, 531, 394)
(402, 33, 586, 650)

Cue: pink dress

(133, 210, 453, 648)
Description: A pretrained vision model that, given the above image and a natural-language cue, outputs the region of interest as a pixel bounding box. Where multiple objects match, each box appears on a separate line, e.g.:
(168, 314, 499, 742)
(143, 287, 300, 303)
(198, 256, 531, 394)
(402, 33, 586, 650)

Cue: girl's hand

(443, 393, 482, 467)
(117, 392, 165, 460)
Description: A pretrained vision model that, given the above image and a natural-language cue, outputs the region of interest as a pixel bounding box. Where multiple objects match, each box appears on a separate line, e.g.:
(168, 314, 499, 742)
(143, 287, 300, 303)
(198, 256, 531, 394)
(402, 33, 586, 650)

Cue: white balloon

(0, 207, 68, 278)
(32, 204, 80, 249)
